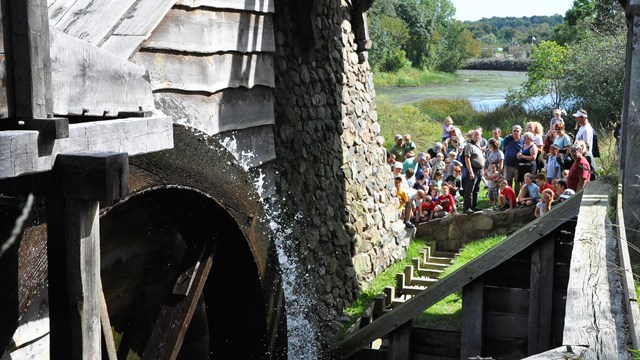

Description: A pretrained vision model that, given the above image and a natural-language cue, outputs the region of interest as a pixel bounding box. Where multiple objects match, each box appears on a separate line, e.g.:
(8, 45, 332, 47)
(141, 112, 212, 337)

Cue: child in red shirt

(498, 179, 517, 210)
(434, 184, 456, 218)
(419, 195, 436, 222)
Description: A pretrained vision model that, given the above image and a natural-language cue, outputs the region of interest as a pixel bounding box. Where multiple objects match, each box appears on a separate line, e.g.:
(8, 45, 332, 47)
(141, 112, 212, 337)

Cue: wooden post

(621, 0, 640, 265)
(528, 236, 555, 355)
(46, 152, 128, 360)
(8, 0, 52, 118)
(387, 320, 412, 360)
(461, 277, 484, 359)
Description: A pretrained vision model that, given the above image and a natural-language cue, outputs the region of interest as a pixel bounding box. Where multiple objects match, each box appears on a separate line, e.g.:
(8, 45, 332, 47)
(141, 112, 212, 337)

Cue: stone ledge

(415, 206, 536, 252)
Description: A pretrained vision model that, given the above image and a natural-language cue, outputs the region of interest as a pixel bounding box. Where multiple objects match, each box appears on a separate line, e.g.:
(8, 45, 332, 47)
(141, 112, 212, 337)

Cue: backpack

(592, 132, 600, 158)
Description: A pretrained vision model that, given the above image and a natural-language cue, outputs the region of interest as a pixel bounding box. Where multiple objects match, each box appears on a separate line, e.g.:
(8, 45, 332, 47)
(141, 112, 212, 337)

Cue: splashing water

(268, 205, 319, 359)
(217, 133, 319, 358)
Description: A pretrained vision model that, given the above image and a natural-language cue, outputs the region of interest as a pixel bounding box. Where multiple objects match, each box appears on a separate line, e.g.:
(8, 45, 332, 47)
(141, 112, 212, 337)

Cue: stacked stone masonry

(272, 0, 406, 341)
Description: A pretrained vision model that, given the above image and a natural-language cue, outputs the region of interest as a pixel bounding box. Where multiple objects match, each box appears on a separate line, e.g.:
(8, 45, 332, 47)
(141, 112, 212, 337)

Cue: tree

(507, 40, 572, 110)
(369, 15, 410, 72)
(428, 21, 481, 72)
(561, 29, 625, 124)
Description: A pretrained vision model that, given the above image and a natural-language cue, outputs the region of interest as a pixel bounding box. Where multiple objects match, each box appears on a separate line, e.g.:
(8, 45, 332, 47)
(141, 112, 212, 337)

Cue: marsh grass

(374, 67, 457, 88)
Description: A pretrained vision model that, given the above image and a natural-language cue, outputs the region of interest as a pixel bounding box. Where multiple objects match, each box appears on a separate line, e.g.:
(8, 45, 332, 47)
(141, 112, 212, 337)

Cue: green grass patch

(376, 98, 440, 151)
(374, 67, 457, 88)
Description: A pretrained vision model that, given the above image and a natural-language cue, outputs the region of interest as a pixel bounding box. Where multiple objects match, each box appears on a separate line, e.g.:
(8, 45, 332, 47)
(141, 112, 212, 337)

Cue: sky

(450, 0, 576, 22)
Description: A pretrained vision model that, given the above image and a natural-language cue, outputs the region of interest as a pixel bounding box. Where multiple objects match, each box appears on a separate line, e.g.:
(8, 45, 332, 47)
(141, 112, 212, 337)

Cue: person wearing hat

(403, 151, 426, 174)
(428, 142, 443, 160)
(389, 134, 406, 161)
(573, 109, 594, 152)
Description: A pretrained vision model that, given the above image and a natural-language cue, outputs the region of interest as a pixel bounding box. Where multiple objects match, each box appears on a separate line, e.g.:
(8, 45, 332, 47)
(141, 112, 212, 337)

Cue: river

(375, 70, 528, 111)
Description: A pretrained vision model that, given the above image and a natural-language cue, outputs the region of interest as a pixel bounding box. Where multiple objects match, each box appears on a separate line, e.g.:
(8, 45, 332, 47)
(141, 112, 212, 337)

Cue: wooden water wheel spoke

(142, 242, 216, 360)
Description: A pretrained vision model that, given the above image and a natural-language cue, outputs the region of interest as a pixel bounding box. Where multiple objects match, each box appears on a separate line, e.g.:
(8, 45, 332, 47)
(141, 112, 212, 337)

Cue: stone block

(352, 253, 372, 275)
(472, 215, 494, 231)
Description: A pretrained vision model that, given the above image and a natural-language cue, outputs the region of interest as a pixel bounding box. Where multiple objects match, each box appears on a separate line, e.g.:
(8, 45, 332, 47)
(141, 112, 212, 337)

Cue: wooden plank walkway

(563, 178, 632, 359)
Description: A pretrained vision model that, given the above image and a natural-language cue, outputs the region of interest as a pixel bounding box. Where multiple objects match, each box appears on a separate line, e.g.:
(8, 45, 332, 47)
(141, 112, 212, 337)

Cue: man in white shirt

(573, 109, 594, 152)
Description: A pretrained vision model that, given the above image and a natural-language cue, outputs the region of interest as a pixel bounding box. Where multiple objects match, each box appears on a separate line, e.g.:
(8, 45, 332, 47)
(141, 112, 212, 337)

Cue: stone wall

(416, 207, 536, 252)
(271, 0, 405, 342)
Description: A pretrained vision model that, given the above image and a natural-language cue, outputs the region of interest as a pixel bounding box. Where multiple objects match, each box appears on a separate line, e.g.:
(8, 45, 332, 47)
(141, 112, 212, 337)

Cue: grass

(373, 67, 458, 88)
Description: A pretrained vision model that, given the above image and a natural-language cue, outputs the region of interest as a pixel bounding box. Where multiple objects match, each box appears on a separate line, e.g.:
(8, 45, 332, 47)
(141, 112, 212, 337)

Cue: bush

(380, 49, 408, 73)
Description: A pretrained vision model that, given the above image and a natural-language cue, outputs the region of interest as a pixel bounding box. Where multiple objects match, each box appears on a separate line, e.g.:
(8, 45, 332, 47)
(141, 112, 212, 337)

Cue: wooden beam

(9, 0, 53, 118)
(46, 198, 102, 360)
(460, 278, 484, 359)
(50, 28, 156, 117)
(142, 242, 215, 360)
(334, 191, 583, 359)
(527, 236, 555, 355)
(0, 117, 69, 139)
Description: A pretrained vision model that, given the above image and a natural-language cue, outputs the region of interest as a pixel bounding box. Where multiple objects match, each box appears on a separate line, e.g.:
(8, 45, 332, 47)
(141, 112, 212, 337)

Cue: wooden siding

(154, 87, 275, 134)
(133, 52, 274, 93)
(50, 28, 155, 116)
(143, 9, 275, 53)
(175, 0, 274, 13)
(48, 0, 138, 45)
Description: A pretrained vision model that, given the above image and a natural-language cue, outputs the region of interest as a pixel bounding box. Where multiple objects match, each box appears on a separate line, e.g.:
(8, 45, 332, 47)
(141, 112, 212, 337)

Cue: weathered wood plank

(133, 51, 274, 93)
(522, 345, 589, 359)
(460, 278, 483, 359)
(484, 311, 528, 339)
(175, 0, 274, 13)
(143, 8, 275, 53)
(334, 192, 584, 359)
(411, 328, 460, 358)
(100, 35, 147, 60)
(563, 179, 630, 360)
(485, 286, 529, 314)
(49, 0, 136, 45)
(528, 236, 555, 355)
(50, 28, 156, 116)
(0, 116, 172, 179)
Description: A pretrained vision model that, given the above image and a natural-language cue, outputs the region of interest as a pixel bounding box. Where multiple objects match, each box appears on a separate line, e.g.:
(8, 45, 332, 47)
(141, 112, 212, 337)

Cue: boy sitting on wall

(497, 179, 517, 211)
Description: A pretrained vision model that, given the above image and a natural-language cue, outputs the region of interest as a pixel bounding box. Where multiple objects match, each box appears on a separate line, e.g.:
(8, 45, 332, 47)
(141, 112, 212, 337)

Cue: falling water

(218, 133, 320, 359)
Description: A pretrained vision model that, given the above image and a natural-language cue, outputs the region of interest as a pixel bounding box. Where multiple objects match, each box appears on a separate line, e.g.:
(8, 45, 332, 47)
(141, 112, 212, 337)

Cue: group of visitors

(389, 108, 598, 228)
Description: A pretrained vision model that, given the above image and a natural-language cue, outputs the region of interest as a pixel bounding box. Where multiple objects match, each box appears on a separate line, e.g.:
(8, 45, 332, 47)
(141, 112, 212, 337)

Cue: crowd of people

(389, 109, 598, 228)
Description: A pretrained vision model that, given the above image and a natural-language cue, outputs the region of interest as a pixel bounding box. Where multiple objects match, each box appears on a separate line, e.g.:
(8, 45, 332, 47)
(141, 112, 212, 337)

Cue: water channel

(376, 70, 528, 111)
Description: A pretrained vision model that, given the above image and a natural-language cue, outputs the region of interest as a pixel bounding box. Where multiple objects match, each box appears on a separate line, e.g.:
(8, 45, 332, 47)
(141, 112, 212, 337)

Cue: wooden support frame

(528, 236, 555, 355)
(45, 152, 128, 360)
(460, 277, 484, 359)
